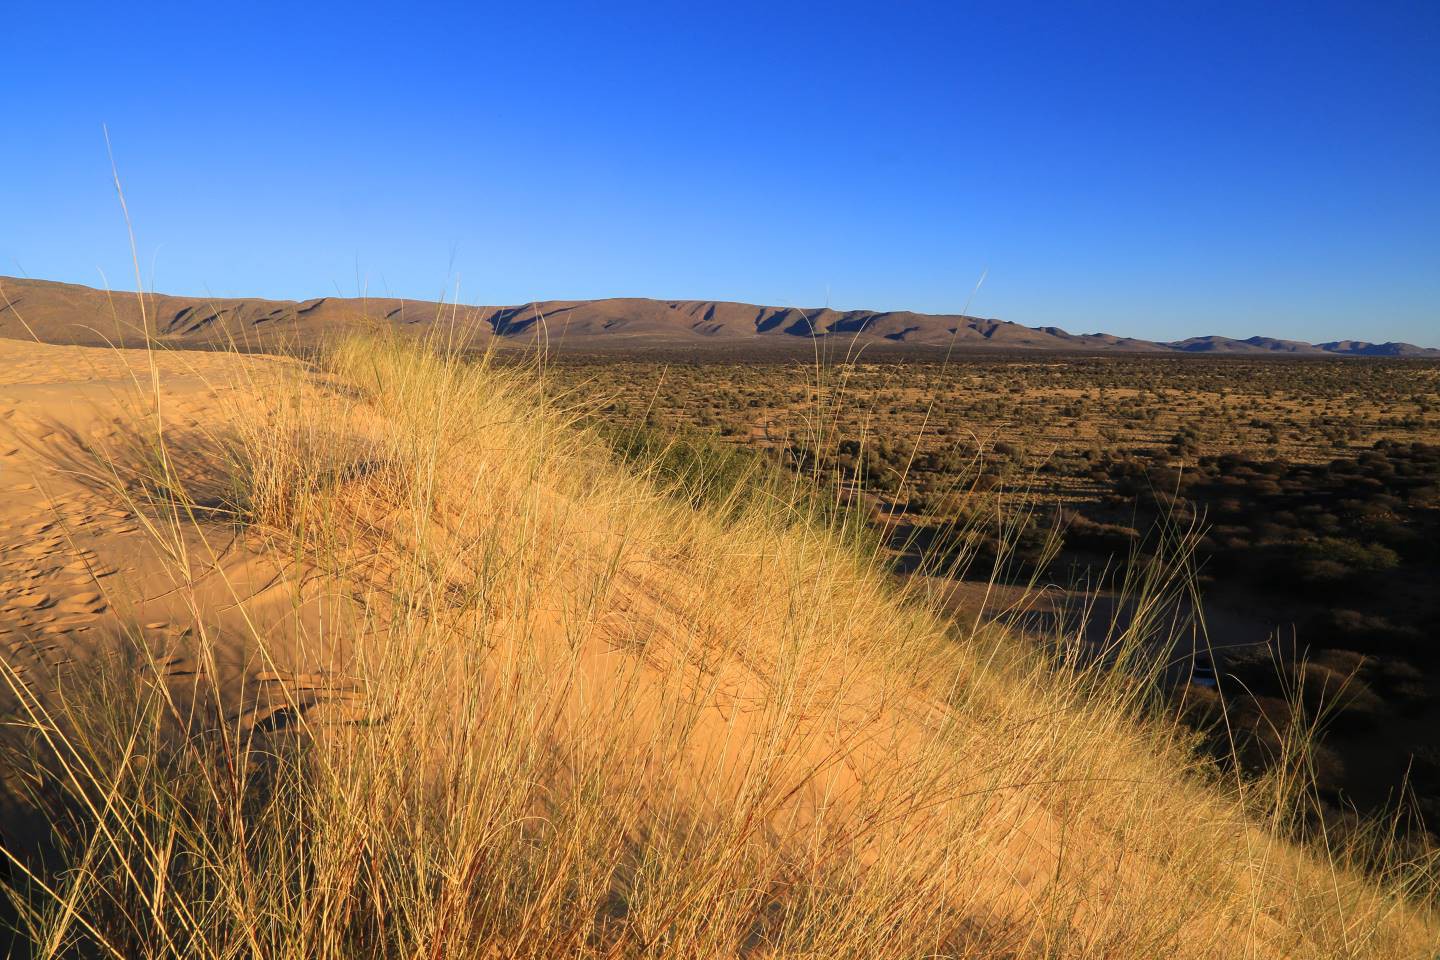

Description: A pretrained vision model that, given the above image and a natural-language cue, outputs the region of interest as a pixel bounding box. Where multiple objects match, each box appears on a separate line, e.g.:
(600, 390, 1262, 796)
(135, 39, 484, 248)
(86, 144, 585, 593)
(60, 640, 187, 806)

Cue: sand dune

(0, 342, 360, 745)
(0, 336, 1434, 957)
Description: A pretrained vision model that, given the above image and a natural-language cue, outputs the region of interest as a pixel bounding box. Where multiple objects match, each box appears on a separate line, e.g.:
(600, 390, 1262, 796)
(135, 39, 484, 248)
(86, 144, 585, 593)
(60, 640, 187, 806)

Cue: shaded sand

(926, 577, 1274, 681)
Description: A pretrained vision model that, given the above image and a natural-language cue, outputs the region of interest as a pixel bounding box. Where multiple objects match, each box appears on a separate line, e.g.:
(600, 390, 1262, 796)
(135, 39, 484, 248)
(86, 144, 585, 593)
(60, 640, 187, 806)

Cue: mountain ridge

(1, 276, 1435, 356)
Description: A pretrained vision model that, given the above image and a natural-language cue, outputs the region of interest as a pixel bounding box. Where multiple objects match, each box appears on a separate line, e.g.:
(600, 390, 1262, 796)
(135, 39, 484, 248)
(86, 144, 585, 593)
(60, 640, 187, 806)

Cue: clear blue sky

(3, 1, 1437, 345)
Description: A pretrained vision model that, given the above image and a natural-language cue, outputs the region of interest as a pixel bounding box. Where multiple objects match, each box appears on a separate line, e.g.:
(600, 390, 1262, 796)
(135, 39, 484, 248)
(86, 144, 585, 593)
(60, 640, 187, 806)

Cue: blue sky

(3, 1, 1437, 345)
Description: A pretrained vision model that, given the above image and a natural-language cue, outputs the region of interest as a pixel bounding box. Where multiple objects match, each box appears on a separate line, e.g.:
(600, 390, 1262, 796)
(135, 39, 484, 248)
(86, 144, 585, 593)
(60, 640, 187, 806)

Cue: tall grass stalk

(0, 331, 1435, 958)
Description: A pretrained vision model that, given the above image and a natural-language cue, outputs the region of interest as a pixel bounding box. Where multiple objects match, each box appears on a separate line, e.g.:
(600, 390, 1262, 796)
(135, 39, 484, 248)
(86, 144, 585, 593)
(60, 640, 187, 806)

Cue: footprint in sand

(56, 591, 106, 616)
(13, 592, 54, 611)
(145, 655, 201, 679)
(256, 670, 336, 690)
(41, 618, 94, 634)
(63, 561, 116, 579)
(255, 671, 363, 703)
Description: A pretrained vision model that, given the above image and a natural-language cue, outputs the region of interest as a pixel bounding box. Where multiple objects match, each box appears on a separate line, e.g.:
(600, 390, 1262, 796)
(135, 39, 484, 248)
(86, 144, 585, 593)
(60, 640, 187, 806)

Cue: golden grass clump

(1, 332, 1436, 958)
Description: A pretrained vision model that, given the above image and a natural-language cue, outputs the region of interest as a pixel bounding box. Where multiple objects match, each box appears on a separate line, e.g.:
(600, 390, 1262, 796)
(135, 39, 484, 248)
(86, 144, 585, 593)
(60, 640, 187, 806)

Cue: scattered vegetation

(547, 353, 1440, 836)
(2, 336, 1436, 956)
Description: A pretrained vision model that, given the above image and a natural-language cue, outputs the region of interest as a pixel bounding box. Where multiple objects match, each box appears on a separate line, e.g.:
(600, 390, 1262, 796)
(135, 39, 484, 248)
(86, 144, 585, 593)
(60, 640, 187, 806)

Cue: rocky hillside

(2, 276, 1434, 356)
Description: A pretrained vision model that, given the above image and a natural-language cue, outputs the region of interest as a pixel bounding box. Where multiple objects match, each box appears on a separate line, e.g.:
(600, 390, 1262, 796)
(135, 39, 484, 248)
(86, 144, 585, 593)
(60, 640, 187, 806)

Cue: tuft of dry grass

(1, 331, 1436, 958)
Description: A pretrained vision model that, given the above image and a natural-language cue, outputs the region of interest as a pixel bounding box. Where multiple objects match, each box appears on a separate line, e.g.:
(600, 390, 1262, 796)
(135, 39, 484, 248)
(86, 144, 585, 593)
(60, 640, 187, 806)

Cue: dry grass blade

(0, 331, 1434, 958)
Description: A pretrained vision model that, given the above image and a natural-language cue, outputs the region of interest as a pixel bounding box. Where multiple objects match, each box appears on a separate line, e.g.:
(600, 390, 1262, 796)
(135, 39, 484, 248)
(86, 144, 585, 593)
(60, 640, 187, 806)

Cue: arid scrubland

(0, 335, 1437, 957)
(550, 354, 1440, 835)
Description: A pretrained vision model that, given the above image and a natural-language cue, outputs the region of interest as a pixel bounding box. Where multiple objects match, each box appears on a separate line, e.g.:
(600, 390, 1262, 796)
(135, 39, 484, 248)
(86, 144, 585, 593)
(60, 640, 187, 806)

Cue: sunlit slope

(0, 335, 1434, 958)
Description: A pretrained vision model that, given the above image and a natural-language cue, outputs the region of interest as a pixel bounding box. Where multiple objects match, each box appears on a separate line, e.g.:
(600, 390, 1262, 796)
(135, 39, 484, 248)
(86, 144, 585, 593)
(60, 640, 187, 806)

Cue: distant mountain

(1165, 335, 1326, 355)
(1163, 334, 1440, 357)
(1316, 340, 1440, 357)
(1, 276, 1435, 357)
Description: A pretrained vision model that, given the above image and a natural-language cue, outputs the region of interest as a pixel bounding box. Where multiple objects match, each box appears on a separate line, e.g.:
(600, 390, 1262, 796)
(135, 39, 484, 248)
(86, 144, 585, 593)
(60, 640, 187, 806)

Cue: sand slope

(0, 341, 358, 746)
(0, 337, 1433, 957)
